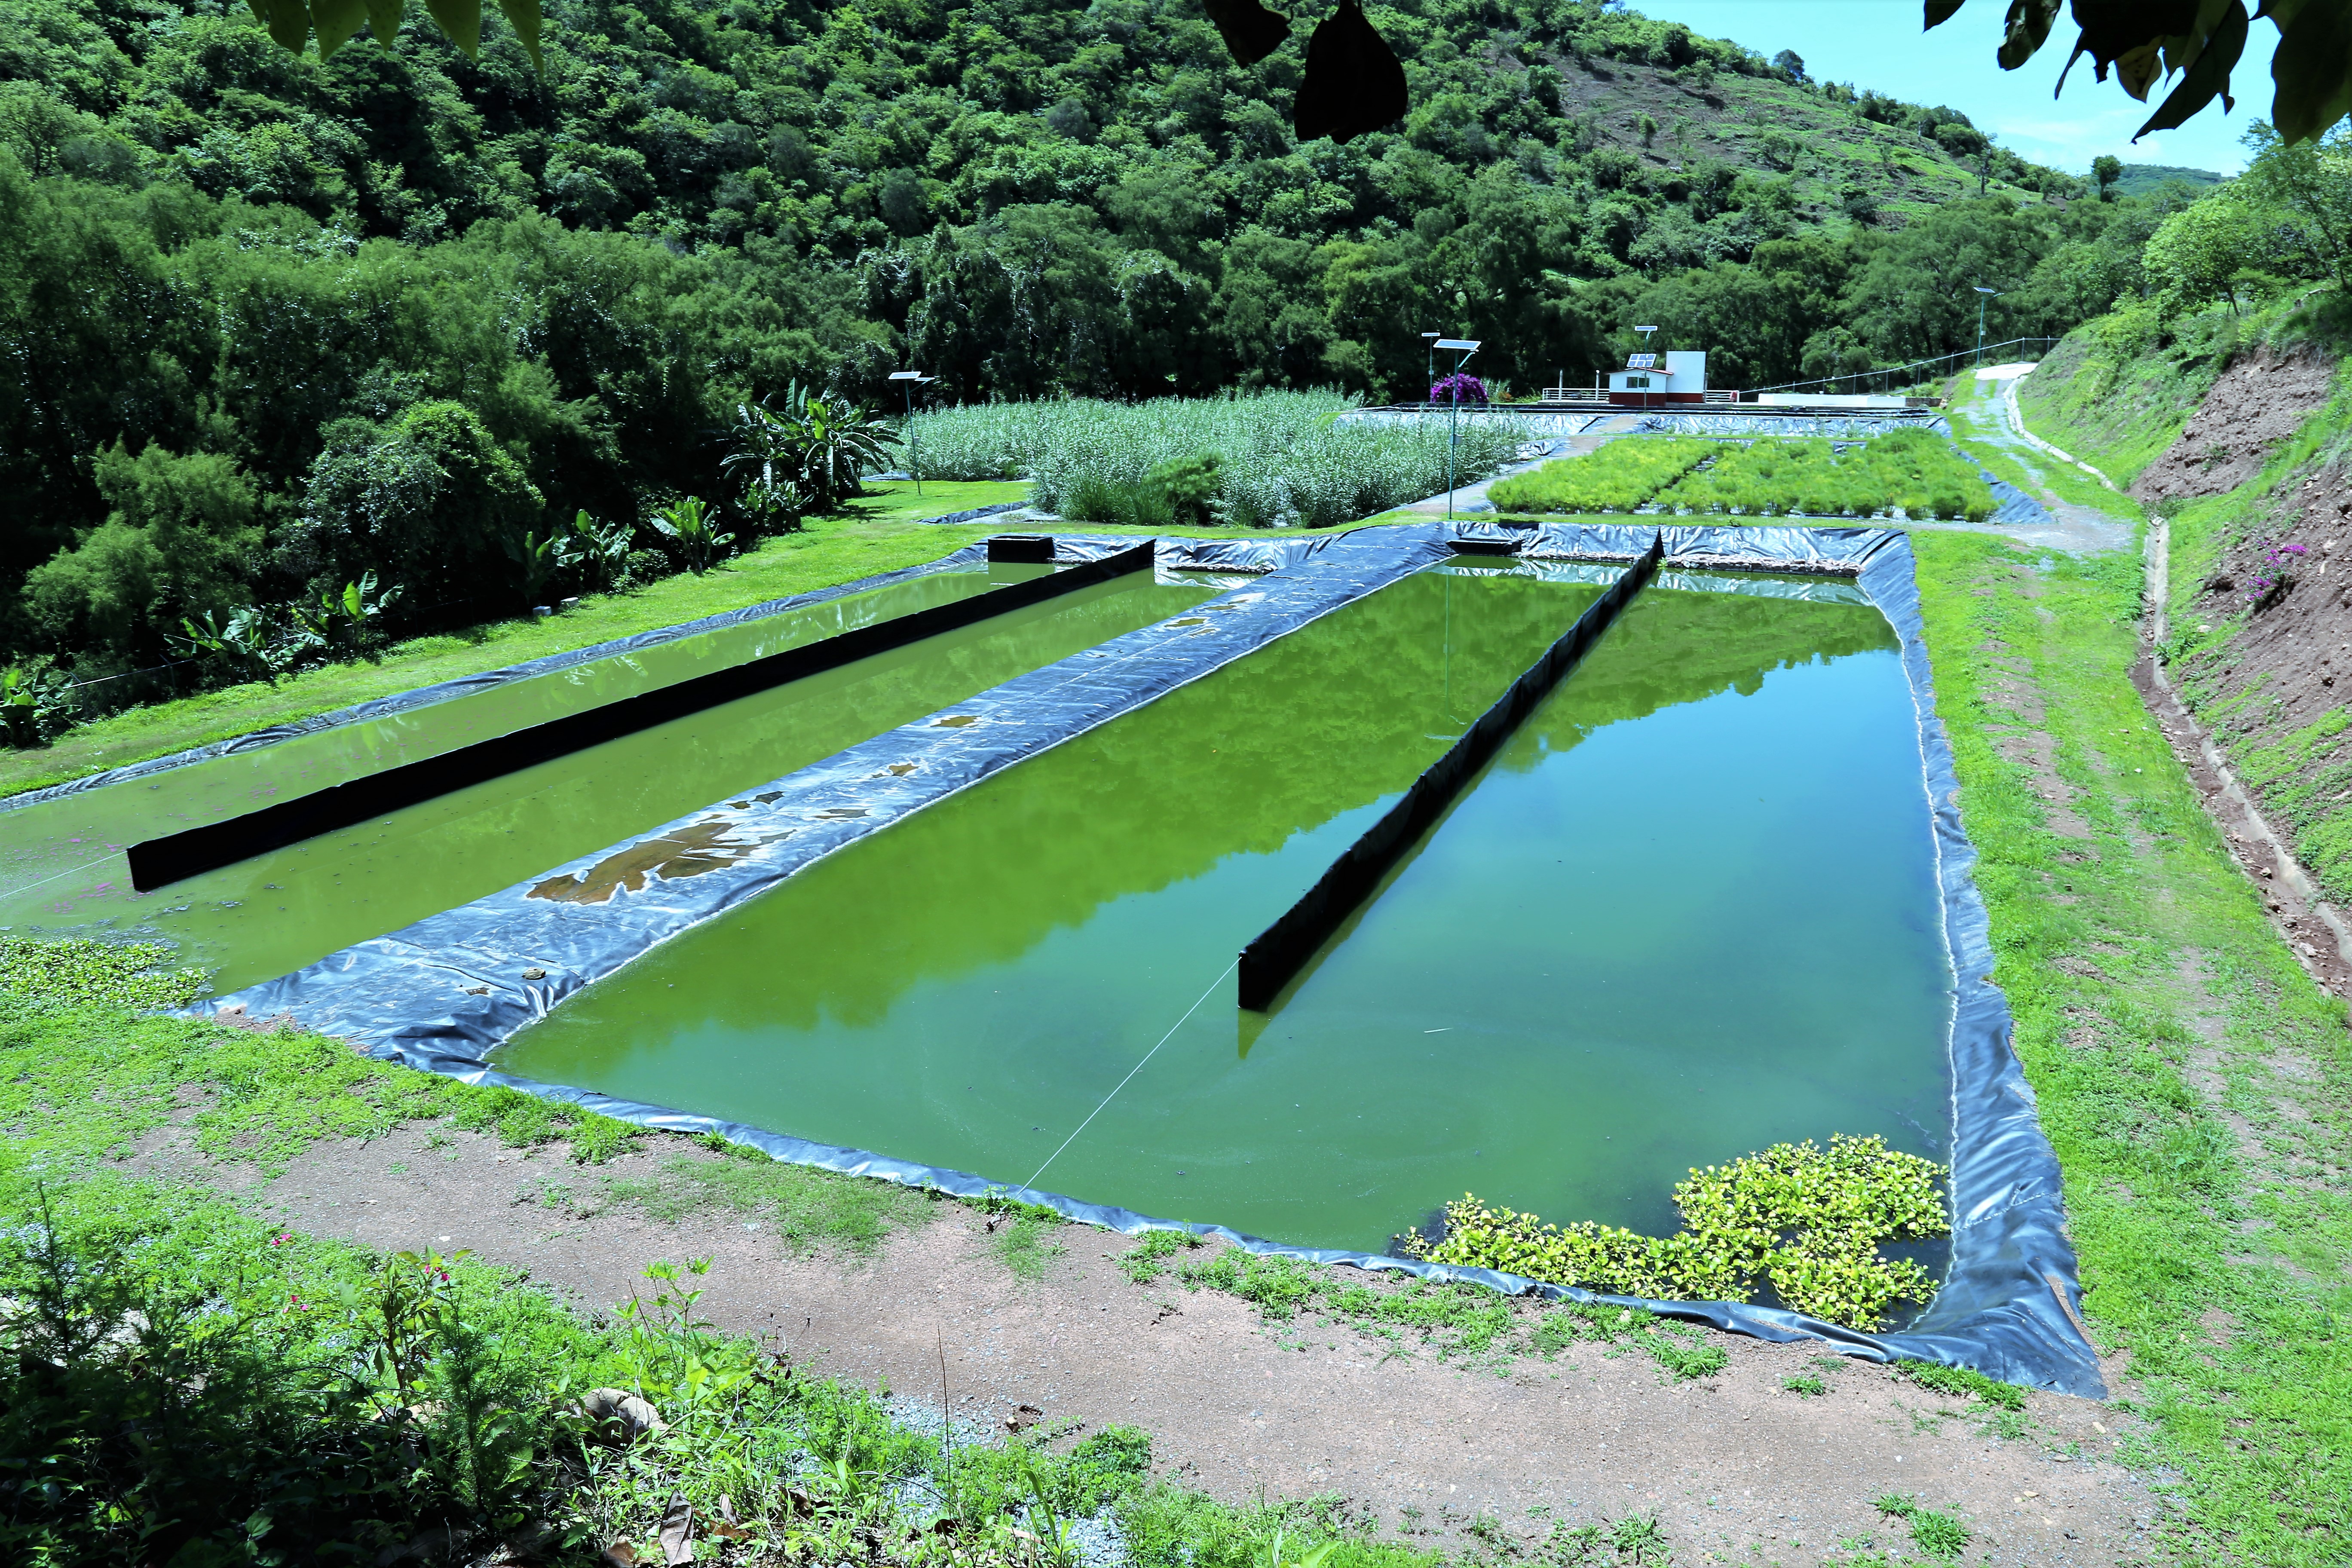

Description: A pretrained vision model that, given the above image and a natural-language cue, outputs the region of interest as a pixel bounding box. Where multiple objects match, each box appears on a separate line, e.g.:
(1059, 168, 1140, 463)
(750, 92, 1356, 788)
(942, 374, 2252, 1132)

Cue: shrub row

(1489, 431, 1997, 522)
(1486, 437, 1720, 513)
(1400, 1134, 1950, 1330)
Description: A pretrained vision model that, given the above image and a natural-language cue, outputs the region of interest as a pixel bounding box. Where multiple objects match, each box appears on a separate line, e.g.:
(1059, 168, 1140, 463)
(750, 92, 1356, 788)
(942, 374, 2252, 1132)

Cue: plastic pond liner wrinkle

(199, 523, 2099, 1397)
(3, 560, 1215, 992)
(123, 543, 1156, 891)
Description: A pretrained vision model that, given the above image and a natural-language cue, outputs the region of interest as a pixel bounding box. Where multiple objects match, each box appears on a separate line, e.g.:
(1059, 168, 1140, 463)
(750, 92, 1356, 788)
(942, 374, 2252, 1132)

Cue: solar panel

(1626, 352, 1658, 370)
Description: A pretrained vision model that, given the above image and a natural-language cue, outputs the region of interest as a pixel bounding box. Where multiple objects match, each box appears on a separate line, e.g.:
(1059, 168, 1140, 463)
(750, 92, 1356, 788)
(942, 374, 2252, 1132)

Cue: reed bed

(904, 394, 1520, 529)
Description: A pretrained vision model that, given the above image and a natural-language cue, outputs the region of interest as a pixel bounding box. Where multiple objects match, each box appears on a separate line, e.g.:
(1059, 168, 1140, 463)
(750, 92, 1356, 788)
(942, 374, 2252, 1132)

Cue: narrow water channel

(0, 566, 1207, 990)
(502, 566, 1949, 1255)
(497, 564, 1611, 1214)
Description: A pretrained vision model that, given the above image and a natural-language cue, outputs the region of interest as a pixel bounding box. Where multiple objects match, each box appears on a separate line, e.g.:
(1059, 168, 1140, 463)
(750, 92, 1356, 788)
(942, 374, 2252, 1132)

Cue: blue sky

(1632, 1, 2256, 175)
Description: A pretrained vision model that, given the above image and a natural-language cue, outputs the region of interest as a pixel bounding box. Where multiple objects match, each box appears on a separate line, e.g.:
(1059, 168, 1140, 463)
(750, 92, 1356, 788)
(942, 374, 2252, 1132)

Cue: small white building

(1608, 350, 1707, 405)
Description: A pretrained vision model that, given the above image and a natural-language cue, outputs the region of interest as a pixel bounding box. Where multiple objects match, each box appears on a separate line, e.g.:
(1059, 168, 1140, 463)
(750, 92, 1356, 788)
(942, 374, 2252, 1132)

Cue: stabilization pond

(0, 565, 1209, 990)
(497, 563, 1953, 1254)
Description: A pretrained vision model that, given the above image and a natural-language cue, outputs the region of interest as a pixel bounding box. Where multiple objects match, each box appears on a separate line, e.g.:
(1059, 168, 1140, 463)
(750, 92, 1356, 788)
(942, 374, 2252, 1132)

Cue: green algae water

(0, 567, 1207, 990)
(498, 564, 1614, 1208)
(502, 566, 1950, 1254)
(1114, 571, 1952, 1248)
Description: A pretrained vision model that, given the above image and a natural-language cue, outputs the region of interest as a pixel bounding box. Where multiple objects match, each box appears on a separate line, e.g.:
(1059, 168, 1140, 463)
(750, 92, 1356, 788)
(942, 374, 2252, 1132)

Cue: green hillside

(2113, 162, 2228, 199)
(0, 0, 2184, 692)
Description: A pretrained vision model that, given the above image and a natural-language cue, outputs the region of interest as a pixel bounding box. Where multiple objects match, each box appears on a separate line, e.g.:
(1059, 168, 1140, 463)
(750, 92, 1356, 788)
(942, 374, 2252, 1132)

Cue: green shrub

(1487, 438, 1721, 513)
(1654, 431, 1995, 522)
(1401, 1135, 1950, 1330)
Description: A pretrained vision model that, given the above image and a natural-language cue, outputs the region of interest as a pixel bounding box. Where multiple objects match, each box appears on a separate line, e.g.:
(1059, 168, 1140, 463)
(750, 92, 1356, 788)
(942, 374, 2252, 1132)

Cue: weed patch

(602, 1147, 934, 1253)
(1871, 1494, 1970, 1560)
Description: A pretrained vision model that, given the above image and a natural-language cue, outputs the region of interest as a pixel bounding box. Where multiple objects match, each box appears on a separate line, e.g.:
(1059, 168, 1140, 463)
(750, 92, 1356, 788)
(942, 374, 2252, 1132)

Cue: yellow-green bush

(1657, 431, 1995, 522)
(1401, 1135, 1948, 1330)
(1488, 438, 1721, 512)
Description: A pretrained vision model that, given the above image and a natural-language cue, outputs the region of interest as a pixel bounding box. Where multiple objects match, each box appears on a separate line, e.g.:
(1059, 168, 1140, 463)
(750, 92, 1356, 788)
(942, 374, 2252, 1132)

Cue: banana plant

(648, 496, 734, 575)
(292, 570, 403, 656)
(571, 509, 635, 588)
(504, 525, 585, 607)
(0, 665, 78, 749)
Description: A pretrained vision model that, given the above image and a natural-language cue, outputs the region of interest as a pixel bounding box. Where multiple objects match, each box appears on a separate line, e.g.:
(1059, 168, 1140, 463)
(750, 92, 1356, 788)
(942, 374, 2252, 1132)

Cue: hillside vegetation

(0, 0, 2205, 723)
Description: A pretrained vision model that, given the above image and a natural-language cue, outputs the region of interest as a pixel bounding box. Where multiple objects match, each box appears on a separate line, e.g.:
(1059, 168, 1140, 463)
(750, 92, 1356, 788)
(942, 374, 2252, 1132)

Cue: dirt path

(150, 1119, 2159, 1566)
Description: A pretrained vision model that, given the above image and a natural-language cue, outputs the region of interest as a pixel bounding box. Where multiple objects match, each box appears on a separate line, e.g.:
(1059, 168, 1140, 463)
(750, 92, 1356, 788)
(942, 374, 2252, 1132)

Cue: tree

(1772, 49, 1807, 82)
(2240, 119, 2352, 291)
(22, 442, 260, 670)
(2144, 189, 2269, 311)
(2093, 156, 2124, 201)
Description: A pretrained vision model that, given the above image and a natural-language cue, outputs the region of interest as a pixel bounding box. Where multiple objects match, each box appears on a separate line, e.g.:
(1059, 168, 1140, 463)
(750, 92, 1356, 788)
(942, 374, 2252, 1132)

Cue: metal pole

(906, 381, 921, 498)
(1448, 377, 1459, 521)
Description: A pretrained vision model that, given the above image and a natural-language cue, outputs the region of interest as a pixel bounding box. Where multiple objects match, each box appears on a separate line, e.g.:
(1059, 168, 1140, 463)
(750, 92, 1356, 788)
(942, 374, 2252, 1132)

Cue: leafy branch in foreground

(1932, 0, 2346, 145)
(1401, 1135, 1950, 1330)
(241, 0, 546, 71)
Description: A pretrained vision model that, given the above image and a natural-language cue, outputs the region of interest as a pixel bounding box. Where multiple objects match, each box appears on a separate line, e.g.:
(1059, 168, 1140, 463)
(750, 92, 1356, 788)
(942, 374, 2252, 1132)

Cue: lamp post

(1421, 331, 1440, 407)
(1971, 287, 2000, 369)
(888, 370, 932, 496)
(1434, 338, 1480, 522)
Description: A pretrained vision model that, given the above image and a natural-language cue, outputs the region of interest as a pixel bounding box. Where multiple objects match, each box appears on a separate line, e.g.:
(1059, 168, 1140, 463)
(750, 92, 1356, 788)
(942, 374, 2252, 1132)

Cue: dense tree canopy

(0, 0, 2219, 690)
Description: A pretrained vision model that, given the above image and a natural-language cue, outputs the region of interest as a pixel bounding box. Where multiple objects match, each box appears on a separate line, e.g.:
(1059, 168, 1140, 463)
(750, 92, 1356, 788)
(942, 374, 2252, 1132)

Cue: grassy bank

(1, 478, 1436, 801)
(0, 949, 1473, 1567)
(1909, 529, 2351, 1564)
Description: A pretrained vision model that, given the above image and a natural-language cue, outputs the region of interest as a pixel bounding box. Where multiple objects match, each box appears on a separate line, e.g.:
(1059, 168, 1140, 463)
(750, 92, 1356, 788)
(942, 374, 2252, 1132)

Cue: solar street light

(889, 371, 933, 496)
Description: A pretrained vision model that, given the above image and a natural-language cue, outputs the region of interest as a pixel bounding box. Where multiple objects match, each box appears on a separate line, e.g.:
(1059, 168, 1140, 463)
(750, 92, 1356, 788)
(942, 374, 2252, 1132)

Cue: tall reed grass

(904, 393, 1520, 529)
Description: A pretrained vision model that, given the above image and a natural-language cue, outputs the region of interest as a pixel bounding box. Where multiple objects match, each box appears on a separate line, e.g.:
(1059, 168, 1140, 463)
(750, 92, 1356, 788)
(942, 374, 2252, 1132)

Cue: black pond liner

(204, 520, 2102, 1399)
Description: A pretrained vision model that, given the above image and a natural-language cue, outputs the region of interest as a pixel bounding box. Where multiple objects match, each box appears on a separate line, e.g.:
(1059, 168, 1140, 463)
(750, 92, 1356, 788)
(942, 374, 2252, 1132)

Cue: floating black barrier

(1236, 531, 1666, 1011)
(126, 540, 1157, 891)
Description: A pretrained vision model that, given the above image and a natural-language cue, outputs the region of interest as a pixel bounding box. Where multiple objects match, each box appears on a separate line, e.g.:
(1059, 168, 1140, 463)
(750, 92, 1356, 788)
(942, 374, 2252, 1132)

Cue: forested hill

(3, 0, 2193, 677)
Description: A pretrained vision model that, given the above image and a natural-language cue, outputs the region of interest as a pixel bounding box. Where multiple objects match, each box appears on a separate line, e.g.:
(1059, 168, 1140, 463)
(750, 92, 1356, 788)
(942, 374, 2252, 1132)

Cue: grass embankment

(2012, 299, 2352, 911)
(1909, 530, 2351, 1565)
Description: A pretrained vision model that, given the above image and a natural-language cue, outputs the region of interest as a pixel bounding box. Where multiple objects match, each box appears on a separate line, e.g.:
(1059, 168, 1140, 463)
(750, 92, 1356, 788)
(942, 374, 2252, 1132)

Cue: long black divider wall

(126, 540, 1155, 891)
(1236, 534, 1665, 1010)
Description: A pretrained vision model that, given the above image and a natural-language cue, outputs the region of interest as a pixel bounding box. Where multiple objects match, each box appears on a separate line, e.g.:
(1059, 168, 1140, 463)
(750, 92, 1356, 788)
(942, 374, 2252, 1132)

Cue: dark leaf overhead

(1293, 0, 1410, 144)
